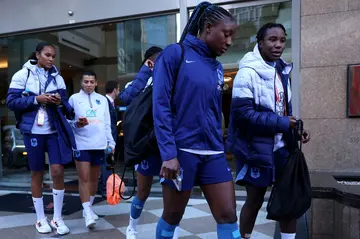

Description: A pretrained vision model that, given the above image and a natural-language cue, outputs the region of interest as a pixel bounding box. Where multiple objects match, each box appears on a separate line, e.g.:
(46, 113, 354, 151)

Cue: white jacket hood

(22, 60, 60, 77)
(239, 44, 292, 80)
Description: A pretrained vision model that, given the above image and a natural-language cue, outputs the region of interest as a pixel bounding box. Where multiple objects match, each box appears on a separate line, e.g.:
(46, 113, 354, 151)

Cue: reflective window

(0, 13, 178, 174)
(189, 1, 292, 67)
(220, 1, 292, 66)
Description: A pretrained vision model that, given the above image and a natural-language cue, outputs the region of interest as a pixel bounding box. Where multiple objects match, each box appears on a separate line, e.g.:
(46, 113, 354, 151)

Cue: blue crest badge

(141, 160, 149, 170)
(30, 138, 38, 147)
(96, 99, 101, 105)
(74, 150, 81, 158)
(250, 167, 260, 179)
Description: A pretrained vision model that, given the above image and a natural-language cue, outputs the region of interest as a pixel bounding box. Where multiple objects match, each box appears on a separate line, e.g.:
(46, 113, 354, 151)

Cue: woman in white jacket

(227, 23, 310, 239)
(68, 70, 115, 228)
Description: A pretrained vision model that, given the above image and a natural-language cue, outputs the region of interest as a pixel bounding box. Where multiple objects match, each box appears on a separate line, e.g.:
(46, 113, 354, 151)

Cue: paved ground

(0, 190, 275, 239)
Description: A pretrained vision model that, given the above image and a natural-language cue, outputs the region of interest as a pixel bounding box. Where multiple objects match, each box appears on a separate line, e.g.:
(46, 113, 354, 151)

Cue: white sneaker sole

(87, 221, 96, 229)
(36, 229, 52, 234)
(50, 223, 70, 235)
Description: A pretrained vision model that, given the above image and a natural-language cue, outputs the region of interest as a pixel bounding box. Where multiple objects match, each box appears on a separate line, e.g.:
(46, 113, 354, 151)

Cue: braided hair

(179, 1, 235, 43)
(256, 23, 287, 43)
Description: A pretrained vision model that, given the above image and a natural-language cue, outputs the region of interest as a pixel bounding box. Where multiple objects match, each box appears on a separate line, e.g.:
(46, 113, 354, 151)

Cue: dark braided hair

(256, 23, 287, 43)
(179, 2, 235, 42)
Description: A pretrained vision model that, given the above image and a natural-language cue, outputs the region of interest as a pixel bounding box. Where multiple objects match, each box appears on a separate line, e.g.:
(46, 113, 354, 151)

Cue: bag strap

(117, 43, 185, 201)
(172, 43, 185, 96)
(296, 119, 304, 151)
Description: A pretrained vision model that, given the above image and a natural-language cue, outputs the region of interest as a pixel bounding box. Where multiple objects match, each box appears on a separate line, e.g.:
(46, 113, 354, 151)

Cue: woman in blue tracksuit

(6, 42, 76, 235)
(119, 46, 181, 239)
(153, 2, 239, 239)
(227, 23, 310, 239)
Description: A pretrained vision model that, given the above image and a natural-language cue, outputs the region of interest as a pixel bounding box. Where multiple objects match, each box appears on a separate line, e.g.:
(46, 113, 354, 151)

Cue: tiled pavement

(0, 191, 275, 239)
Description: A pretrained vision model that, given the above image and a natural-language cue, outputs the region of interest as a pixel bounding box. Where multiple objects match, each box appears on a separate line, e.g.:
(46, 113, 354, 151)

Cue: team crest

(217, 69, 224, 91)
(74, 150, 81, 158)
(30, 138, 38, 147)
(141, 160, 149, 170)
(250, 167, 260, 179)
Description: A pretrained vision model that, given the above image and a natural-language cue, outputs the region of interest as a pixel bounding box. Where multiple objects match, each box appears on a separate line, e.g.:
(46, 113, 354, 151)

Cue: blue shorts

(74, 150, 105, 166)
(23, 133, 62, 171)
(135, 155, 162, 177)
(161, 150, 233, 191)
(235, 147, 290, 188)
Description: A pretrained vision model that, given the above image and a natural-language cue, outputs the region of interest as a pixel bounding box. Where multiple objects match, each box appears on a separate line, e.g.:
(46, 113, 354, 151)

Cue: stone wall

(300, 0, 360, 171)
(308, 198, 360, 238)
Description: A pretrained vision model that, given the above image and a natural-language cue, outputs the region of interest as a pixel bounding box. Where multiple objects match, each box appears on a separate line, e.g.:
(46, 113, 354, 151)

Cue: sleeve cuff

(161, 150, 177, 162)
(278, 116, 290, 133)
(33, 96, 38, 105)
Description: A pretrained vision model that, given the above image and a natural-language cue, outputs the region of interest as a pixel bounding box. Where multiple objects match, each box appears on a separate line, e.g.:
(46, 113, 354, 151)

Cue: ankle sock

(217, 223, 241, 238)
(156, 217, 177, 239)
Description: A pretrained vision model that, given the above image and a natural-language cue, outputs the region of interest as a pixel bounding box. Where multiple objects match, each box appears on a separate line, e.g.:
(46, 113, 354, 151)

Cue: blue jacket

(6, 60, 76, 164)
(153, 34, 225, 161)
(227, 44, 296, 168)
(119, 65, 152, 105)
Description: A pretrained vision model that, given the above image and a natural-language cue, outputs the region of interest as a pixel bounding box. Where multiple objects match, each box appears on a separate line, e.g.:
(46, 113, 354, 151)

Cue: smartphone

(78, 117, 88, 125)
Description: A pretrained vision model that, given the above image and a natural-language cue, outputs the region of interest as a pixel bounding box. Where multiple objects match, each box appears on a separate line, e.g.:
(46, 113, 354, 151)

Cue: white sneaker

(84, 213, 96, 229)
(126, 226, 137, 239)
(50, 218, 70, 235)
(83, 209, 99, 221)
(35, 218, 52, 234)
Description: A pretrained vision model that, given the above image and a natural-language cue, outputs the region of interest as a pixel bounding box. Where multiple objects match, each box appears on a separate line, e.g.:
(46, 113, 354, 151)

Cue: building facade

(0, 0, 357, 186)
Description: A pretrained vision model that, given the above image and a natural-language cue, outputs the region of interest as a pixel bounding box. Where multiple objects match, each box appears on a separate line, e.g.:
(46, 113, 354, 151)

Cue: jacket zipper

(88, 93, 93, 108)
(272, 69, 277, 182)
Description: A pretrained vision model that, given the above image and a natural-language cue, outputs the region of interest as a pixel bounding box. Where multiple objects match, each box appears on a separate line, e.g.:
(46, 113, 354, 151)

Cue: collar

(106, 94, 114, 103)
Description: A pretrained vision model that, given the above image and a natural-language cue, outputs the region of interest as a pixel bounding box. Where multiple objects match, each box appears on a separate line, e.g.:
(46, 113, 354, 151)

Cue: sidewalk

(0, 190, 275, 239)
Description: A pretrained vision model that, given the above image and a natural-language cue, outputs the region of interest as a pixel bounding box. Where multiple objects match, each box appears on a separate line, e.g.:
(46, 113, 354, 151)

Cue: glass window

(0, 13, 178, 125)
(219, 1, 292, 67)
(0, 13, 178, 176)
(188, 1, 292, 67)
(116, 14, 178, 75)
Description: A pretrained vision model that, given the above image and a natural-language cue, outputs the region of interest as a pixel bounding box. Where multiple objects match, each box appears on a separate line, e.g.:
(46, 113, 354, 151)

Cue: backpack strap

(118, 44, 185, 201)
(172, 43, 184, 96)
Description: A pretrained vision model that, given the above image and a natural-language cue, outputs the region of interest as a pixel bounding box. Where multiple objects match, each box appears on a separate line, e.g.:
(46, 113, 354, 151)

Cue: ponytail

(27, 52, 38, 65)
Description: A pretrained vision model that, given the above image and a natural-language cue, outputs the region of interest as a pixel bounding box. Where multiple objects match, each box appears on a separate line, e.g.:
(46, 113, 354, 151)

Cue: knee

(78, 173, 90, 183)
(51, 166, 63, 180)
(136, 187, 151, 202)
(214, 207, 237, 224)
(162, 210, 184, 225)
(245, 196, 264, 212)
(31, 171, 43, 181)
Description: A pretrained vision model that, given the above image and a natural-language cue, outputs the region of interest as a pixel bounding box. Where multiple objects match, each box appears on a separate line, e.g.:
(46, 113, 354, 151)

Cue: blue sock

(217, 223, 241, 239)
(130, 196, 145, 219)
(156, 217, 177, 239)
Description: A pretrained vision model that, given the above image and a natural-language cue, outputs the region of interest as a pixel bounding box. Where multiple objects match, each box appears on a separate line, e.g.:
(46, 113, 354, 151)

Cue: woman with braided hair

(152, 2, 239, 238)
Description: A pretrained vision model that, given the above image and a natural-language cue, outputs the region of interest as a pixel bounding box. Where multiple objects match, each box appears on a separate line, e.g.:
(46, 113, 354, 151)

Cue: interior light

(0, 60, 8, 69)
(22, 152, 28, 156)
(224, 76, 232, 83)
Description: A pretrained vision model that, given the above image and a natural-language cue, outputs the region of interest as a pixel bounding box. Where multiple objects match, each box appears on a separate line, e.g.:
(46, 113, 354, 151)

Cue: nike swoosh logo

(185, 60, 195, 63)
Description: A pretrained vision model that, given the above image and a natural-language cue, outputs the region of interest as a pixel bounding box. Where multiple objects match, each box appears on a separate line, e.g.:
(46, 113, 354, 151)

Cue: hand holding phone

(77, 117, 89, 128)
